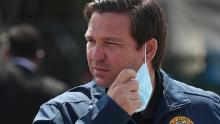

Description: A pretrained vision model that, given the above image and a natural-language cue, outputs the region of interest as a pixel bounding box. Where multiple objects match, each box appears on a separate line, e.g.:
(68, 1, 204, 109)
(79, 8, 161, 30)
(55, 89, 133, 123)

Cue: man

(0, 24, 67, 124)
(33, 0, 220, 124)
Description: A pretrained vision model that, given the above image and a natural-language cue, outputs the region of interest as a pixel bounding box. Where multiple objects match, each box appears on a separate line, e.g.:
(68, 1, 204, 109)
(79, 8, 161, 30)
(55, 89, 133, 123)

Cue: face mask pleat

(134, 44, 153, 113)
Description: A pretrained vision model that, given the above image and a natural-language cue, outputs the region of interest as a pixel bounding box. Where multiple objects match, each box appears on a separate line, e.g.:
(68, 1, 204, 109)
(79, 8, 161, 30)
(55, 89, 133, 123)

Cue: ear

(145, 38, 158, 63)
(36, 49, 45, 59)
(2, 48, 11, 61)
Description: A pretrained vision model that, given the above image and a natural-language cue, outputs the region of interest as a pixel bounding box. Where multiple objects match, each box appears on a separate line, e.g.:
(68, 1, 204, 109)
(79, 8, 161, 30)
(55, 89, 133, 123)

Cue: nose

(91, 44, 106, 62)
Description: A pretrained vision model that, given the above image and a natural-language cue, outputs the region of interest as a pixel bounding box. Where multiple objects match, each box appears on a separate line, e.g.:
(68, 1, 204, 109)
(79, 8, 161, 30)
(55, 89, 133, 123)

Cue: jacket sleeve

(76, 95, 130, 124)
(33, 104, 65, 124)
(33, 95, 131, 124)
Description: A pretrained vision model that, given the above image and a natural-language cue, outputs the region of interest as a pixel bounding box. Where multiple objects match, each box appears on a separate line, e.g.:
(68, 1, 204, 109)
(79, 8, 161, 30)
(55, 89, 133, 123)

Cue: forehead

(85, 12, 132, 37)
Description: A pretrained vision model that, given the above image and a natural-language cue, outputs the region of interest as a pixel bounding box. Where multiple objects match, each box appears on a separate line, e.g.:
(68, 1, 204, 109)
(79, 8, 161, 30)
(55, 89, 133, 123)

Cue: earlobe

(145, 38, 158, 63)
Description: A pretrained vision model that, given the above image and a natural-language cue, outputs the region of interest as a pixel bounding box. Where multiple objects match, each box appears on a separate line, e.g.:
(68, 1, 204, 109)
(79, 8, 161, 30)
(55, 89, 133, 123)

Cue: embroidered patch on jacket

(169, 116, 194, 124)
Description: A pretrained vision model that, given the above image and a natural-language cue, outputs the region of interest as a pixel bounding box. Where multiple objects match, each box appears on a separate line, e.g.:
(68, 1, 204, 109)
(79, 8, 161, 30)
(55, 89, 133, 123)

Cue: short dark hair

(83, 0, 168, 69)
(7, 24, 42, 59)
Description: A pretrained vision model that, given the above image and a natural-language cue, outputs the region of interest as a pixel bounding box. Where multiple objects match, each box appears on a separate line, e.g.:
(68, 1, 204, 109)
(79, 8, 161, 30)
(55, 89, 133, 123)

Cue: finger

(126, 80, 139, 92)
(129, 99, 142, 115)
(113, 69, 136, 86)
(133, 99, 142, 109)
(129, 92, 140, 101)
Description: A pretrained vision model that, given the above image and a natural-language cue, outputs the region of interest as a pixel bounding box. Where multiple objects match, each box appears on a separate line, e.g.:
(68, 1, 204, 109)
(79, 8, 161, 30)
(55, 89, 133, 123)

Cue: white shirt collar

(11, 57, 37, 72)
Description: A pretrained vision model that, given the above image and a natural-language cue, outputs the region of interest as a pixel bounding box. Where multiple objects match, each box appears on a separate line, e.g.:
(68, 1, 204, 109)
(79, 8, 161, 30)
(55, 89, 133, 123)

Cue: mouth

(94, 67, 109, 72)
(93, 67, 110, 77)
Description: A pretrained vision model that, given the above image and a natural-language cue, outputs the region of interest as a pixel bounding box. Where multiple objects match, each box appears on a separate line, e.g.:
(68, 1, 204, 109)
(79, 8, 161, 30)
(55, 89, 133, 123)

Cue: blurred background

(162, 0, 220, 95)
(0, 0, 220, 123)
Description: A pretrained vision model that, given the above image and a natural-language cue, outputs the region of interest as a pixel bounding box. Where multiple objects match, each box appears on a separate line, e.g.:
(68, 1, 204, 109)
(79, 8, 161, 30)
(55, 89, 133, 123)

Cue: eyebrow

(104, 37, 123, 42)
(85, 35, 123, 43)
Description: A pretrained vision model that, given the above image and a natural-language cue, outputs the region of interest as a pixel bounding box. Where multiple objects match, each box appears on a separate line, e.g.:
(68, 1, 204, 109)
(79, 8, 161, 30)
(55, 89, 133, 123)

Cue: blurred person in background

(33, 0, 220, 124)
(0, 23, 68, 124)
(0, 0, 90, 87)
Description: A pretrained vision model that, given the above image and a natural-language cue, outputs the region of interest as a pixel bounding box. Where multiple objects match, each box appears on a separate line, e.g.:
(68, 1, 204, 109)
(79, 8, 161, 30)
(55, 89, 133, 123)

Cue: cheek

(107, 51, 128, 70)
(86, 48, 92, 61)
(113, 51, 142, 70)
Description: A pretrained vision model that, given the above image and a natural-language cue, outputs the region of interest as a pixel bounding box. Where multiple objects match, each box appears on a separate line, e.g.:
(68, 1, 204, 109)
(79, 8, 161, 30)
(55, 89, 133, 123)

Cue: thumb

(113, 69, 137, 86)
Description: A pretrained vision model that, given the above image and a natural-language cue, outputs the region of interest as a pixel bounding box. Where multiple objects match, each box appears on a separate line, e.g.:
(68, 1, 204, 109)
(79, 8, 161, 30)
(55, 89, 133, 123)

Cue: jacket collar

(153, 70, 192, 123)
(91, 81, 106, 100)
(161, 70, 191, 111)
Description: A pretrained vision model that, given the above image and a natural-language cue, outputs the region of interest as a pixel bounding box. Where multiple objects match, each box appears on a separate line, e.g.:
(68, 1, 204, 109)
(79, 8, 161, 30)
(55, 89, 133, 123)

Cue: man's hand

(107, 69, 141, 115)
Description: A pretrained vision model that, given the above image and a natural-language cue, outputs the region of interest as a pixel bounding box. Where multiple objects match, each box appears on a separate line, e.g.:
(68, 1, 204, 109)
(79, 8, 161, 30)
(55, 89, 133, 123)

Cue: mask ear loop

(144, 44, 147, 64)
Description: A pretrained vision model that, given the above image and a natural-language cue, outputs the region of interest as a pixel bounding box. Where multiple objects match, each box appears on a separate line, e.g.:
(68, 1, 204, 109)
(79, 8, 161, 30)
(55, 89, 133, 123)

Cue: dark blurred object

(0, 24, 68, 124)
(36, 23, 87, 85)
(193, 52, 220, 95)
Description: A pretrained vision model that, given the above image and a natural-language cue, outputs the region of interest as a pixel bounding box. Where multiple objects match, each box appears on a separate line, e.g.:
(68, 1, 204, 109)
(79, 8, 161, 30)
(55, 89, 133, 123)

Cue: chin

(95, 78, 111, 88)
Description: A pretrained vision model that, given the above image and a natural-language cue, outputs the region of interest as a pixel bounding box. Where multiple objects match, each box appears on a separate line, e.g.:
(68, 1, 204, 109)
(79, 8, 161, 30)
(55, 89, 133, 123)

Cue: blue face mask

(134, 44, 153, 113)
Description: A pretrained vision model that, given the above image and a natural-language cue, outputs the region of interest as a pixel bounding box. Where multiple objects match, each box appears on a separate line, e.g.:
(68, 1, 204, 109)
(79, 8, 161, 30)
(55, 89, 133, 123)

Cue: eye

(85, 37, 94, 43)
(106, 41, 121, 46)
(86, 38, 96, 48)
(87, 39, 95, 43)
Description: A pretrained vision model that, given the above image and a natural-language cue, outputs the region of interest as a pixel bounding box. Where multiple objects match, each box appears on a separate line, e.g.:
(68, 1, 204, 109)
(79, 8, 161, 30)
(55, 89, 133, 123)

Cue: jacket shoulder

(33, 82, 95, 123)
(172, 79, 220, 103)
(161, 69, 220, 123)
(46, 82, 94, 105)
(173, 79, 220, 122)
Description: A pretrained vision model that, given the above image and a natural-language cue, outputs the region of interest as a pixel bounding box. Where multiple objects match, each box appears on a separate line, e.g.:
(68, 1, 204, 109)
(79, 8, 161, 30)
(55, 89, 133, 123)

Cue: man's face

(85, 12, 144, 88)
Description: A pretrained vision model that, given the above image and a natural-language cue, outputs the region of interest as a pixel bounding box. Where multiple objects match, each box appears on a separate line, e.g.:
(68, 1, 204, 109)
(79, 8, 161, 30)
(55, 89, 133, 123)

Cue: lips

(93, 67, 109, 77)
(93, 68, 109, 73)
